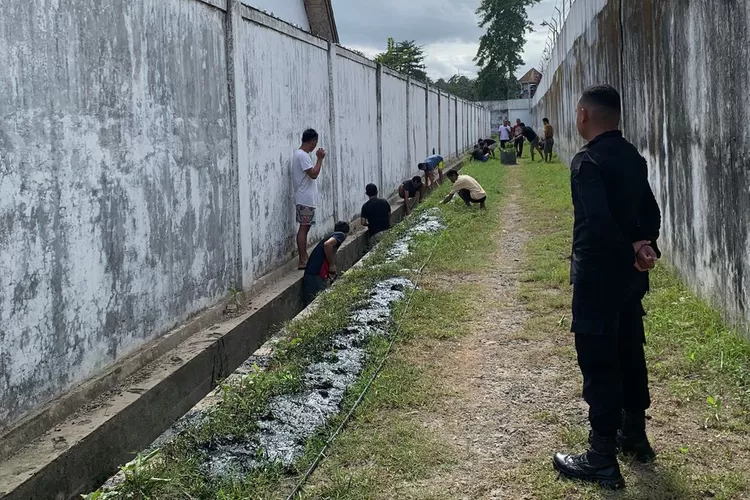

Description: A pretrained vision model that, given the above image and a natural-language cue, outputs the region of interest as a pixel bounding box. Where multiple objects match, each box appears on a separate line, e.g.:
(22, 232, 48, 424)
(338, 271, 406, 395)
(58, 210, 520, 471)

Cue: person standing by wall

(499, 120, 512, 149)
(293, 129, 326, 270)
(513, 118, 524, 158)
(553, 85, 662, 490)
(543, 118, 555, 162)
(360, 183, 391, 250)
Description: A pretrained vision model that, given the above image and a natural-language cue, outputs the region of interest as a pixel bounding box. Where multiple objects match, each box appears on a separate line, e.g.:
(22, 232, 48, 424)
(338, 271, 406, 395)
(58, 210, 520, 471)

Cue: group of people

(294, 133, 487, 305)
(471, 138, 498, 162)
(498, 117, 555, 162)
(294, 84, 660, 493)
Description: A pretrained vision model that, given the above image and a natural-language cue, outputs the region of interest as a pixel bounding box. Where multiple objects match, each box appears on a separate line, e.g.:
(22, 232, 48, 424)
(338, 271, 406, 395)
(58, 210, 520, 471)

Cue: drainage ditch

(92, 208, 446, 497)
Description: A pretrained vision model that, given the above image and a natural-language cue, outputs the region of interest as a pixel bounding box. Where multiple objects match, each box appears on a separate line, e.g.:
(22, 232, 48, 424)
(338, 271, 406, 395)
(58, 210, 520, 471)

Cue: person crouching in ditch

(441, 170, 487, 209)
(303, 221, 350, 305)
(398, 176, 423, 215)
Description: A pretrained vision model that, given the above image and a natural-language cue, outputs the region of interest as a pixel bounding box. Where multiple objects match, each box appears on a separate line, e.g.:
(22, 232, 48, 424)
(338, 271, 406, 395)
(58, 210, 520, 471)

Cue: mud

(199, 277, 413, 478)
(387, 208, 445, 262)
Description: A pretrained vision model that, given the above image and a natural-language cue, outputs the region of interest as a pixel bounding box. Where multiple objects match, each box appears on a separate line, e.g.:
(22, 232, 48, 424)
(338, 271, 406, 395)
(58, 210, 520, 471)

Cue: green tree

(375, 38, 430, 83)
(474, 0, 540, 99)
(476, 65, 520, 100)
(435, 74, 477, 100)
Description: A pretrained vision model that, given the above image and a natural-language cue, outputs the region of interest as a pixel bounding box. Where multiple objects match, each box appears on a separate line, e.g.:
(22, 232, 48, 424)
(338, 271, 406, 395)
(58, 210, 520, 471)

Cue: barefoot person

(293, 129, 326, 269)
(553, 85, 662, 489)
(542, 117, 555, 162)
(303, 221, 350, 304)
(417, 154, 444, 189)
(441, 170, 487, 209)
(398, 176, 423, 215)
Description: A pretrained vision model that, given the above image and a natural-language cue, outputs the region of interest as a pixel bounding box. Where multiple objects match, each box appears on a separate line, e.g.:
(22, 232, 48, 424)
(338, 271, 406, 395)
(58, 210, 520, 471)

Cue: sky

(330, 0, 559, 81)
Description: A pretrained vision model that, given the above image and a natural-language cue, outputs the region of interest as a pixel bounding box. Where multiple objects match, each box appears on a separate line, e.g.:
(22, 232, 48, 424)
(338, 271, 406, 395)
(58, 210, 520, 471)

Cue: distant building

(518, 68, 543, 99)
(245, 0, 339, 42)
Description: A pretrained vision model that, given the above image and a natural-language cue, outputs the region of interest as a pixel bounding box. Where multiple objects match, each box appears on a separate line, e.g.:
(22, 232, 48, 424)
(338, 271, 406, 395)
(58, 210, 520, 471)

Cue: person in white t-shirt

(498, 120, 512, 148)
(292, 128, 326, 269)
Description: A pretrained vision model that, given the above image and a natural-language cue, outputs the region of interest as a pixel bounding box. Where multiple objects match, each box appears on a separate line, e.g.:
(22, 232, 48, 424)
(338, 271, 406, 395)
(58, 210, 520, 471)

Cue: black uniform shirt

(570, 130, 662, 285)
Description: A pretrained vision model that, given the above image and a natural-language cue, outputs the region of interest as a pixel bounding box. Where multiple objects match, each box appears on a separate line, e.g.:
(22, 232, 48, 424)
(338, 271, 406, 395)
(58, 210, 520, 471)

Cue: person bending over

(472, 143, 490, 162)
(303, 221, 350, 305)
(519, 122, 541, 161)
(360, 183, 391, 250)
(417, 154, 444, 188)
(441, 170, 487, 209)
(398, 176, 423, 215)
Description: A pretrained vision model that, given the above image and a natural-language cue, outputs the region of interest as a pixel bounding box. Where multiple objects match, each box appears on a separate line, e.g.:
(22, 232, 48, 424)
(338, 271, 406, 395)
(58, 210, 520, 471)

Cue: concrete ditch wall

(532, 0, 750, 337)
(0, 0, 490, 430)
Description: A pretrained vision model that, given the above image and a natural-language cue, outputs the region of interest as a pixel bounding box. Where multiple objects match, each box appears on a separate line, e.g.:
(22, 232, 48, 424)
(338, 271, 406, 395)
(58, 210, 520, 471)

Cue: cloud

(332, 0, 561, 81)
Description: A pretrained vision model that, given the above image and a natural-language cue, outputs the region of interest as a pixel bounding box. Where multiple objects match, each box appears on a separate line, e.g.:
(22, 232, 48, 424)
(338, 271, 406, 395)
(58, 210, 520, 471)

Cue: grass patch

(401, 156, 506, 273)
(515, 152, 750, 497)
(295, 158, 507, 499)
(86, 157, 506, 500)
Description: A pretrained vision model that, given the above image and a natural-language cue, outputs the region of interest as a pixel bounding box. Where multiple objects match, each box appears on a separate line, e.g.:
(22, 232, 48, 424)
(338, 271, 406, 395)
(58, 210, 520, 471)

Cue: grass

(513, 151, 750, 499)
(295, 156, 508, 499)
(85, 155, 505, 500)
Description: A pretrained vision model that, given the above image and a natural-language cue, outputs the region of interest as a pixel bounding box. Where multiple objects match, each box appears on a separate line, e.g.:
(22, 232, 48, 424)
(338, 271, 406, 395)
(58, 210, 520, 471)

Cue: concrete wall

(428, 89, 440, 155)
(440, 94, 452, 158)
(0, 0, 490, 429)
(410, 81, 428, 164)
(380, 70, 409, 194)
(244, 0, 310, 30)
(482, 99, 534, 132)
(532, 0, 750, 337)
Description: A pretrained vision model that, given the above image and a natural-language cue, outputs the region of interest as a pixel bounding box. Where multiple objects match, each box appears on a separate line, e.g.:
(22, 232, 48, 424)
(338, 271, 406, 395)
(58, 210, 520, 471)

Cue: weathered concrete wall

(244, 0, 310, 30)
(533, 0, 750, 337)
(481, 99, 534, 132)
(410, 81, 428, 164)
(428, 89, 440, 155)
(440, 94, 452, 158)
(449, 97, 458, 158)
(0, 0, 490, 430)
(0, 0, 235, 429)
(380, 71, 409, 193)
(335, 50, 379, 222)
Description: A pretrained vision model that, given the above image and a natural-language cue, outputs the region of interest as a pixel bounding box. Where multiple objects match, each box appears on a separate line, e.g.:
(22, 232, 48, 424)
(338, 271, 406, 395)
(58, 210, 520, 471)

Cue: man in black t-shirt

(519, 122, 541, 161)
(303, 221, 350, 305)
(360, 183, 391, 250)
(398, 176, 423, 215)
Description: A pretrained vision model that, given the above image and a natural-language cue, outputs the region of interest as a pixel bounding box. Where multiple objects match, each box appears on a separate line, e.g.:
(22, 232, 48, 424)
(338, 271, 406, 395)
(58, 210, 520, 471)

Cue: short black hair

(417, 163, 427, 170)
(334, 221, 350, 234)
(580, 84, 621, 118)
(447, 170, 459, 178)
(412, 176, 423, 184)
(302, 128, 319, 143)
(519, 122, 526, 127)
(543, 117, 549, 123)
(365, 183, 378, 196)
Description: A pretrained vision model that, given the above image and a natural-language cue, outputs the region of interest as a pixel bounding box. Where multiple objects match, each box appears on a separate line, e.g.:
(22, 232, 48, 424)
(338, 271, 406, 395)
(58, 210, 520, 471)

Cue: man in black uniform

(553, 85, 662, 489)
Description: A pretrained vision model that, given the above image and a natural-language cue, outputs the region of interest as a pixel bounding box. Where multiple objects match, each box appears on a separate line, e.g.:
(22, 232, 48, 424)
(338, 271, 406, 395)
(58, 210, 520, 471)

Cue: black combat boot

(553, 431, 624, 489)
(617, 411, 656, 463)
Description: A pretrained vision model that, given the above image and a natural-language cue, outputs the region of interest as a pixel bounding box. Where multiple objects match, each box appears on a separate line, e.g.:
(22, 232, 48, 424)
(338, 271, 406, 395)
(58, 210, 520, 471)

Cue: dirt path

(302, 161, 749, 500)
(393, 167, 582, 499)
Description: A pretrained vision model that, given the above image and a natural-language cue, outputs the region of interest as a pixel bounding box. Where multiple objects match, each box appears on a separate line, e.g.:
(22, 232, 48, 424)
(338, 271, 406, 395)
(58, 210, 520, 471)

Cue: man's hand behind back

(636, 245, 658, 272)
(632, 241, 658, 272)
